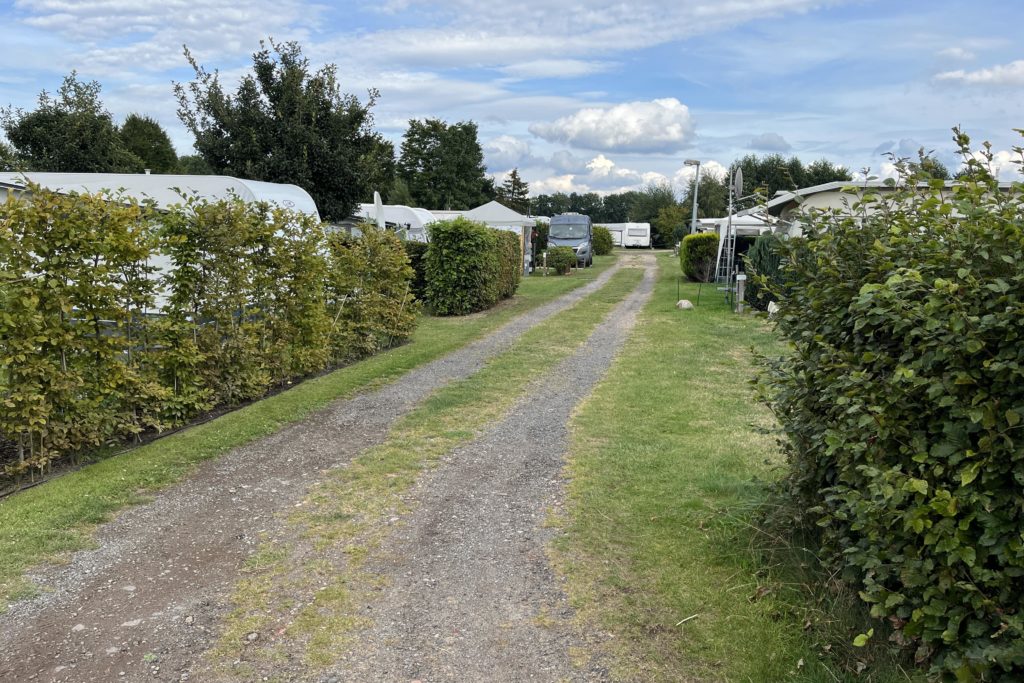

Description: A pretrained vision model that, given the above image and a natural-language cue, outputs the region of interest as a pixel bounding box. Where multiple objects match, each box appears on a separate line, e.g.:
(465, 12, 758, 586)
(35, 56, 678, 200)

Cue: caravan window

(628, 228, 646, 236)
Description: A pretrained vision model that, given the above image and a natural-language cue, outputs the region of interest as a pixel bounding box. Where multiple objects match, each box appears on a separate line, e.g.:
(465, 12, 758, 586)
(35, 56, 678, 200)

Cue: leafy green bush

(423, 218, 503, 315)
(403, 240, 429, 301)
(758, 130, 1024, 680)
(592, 226, 614, 255)
(680, 232, 718, 281)
(534, 220, 549, 253)
(0, 187, 416, 478)
(744, 233, 783, 311)
(494, 229, 522, 300)
(546, 246, 576, 275)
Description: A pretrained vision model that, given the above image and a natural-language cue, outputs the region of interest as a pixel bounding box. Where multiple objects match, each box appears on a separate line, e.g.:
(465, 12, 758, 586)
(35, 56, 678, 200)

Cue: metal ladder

(715, 225, 735, 283)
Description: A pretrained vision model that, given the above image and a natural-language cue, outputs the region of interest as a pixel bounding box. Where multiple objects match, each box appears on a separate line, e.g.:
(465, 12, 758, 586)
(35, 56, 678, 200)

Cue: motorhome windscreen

(550, 222, 588, 239)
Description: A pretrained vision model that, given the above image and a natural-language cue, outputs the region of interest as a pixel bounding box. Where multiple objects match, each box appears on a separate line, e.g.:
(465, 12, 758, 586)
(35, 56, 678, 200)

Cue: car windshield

(550, 222, 587, 239)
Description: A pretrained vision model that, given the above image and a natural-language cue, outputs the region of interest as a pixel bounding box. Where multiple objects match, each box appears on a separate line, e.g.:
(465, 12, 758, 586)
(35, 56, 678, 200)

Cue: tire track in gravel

(0, 264, 624, 683)
(329, 254, 656, 683)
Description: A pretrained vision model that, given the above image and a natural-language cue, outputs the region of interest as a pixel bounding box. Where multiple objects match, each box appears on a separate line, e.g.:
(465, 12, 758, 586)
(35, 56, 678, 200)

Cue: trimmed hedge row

(423, 217, 521, 315)
(744, 233, 783, 311)
(680, 232, 718, 281)
(758, 136, 1024, 680)
(0, 186, 416, 477)
(403, 240, 429, 301)
(547, 246, 576, 275)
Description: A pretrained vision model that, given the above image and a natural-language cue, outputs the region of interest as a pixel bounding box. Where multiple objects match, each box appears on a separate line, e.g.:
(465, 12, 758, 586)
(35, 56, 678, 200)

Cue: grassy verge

(0, 256, 616, 607)
(552, 255, 920, 682)
(211, 267, 646, 678)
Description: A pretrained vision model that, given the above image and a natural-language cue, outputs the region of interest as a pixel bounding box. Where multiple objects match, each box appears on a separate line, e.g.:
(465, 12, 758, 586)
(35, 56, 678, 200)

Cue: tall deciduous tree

(730, 154, 851, 201)
(2, 72, 143, 173)
(495, 168, 530, 214)
(397, 118, 491, 210)
(174, 40, 394, 221)
(120, 114, 178, 173)
(176, 154, 214, 175)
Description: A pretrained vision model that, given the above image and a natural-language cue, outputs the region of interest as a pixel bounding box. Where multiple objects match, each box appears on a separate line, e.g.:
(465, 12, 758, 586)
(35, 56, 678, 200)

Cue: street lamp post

(684, 159, 701, 235)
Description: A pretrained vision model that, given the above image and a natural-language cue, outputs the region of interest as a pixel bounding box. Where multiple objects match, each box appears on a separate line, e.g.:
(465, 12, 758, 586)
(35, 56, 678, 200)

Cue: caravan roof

(0, 172, 321, 220)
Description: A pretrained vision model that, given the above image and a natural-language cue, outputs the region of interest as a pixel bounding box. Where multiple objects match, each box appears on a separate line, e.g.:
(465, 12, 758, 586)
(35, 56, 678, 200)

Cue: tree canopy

(120, 113, 178, 173)
(174, 40, 394, 221)
(495, 168, 530, 214)
(730, 154, 852, 201)
(2, 72, 143, 173)
(397, 118, 493, 210)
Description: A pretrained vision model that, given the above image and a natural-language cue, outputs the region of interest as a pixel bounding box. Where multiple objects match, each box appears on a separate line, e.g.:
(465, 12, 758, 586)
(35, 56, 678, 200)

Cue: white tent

(0, 172, 320, 220)
(461, 200, 533, 233)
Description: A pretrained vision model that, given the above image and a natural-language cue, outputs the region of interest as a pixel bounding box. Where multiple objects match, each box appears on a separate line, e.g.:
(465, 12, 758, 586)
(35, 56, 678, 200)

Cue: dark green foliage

(652, 204, 689, 247)
(397, 119, 491, 210)
(423, 218, 519, 315)
(403, 240, 429, 300)
(174, 40, 394, 221)
(592, 226, 614, 255)
(495, 168, 530, 214)
(679, 172, 729, 224)
(533, 220, 549, 253)
(758, 129, 1024, 680)
(2, 73, 143, 173)
(743, 233, 782, 311)
(119, 114, 178, 173)
(546, 246, 576, 275)
(0, 188, 416, 478)
(732, 154, 852, 200)
(680, 232, 718, 282)
(494, 230, 522, 300)
(176, 155, 213, 175)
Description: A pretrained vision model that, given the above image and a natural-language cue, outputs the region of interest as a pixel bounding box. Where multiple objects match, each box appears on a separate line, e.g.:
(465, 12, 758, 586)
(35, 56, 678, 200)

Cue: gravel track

(0, 263, 624, 683)
(330, 255, 656, 682)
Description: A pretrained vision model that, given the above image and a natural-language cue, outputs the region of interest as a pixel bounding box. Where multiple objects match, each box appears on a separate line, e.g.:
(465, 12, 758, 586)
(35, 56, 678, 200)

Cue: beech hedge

(592, 226, 614, 255)
(0, 186, 416, 477)
(680, 232, 718, 281)
(424, 218, 520, 315)
(758, 131, 1024, 680)
(546, 246, 576, 275)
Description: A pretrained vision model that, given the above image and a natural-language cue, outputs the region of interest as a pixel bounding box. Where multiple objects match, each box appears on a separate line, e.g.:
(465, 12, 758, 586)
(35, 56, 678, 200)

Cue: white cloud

(935, 60, 1024, 86)
(483, 135, 534, 171)
(937, 47, 975, 61)
(527, 153, 672, 195)
(529, 98, 695, 153)
(963, 149, 1022, 180)
(748, 132, 792, 151)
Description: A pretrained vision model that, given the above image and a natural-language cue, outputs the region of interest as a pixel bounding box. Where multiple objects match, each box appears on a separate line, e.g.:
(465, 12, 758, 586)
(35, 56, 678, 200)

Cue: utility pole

(684, 159, 701, 234)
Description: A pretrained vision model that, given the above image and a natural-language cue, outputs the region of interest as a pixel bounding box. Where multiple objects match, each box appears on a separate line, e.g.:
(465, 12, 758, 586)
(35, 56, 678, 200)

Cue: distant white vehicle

(621, 223, 651, 248)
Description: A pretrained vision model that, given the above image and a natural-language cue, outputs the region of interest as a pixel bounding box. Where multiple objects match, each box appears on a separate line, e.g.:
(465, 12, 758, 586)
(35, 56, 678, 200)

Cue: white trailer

(621, 223, 651, 248)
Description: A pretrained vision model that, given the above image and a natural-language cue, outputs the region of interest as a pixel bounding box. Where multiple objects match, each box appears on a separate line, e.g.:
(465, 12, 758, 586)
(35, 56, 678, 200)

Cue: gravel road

(330, 255, 656, 682)
(0, 262, 626, 683)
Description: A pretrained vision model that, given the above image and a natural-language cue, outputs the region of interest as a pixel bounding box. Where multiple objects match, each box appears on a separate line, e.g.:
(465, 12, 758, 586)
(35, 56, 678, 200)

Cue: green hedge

(424, 218, 520, 315)
(744, 233, 782, 311)
(403, 240, 429, 301)
(547, 246, 576, 275)
(592, 226, 614, 255)
(680, 232, 718, 281)
(0, 186, 416, 477)
(758, 135, 1024, 680)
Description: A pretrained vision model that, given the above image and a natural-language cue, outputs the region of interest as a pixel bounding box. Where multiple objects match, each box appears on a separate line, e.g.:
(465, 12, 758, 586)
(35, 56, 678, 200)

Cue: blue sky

(1, 0, 1022, 195)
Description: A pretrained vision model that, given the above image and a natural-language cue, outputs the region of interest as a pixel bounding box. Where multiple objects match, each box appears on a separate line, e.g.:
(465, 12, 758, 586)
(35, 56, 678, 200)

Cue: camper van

(621, 222, 651, 248)
(548, 212, 593, 267)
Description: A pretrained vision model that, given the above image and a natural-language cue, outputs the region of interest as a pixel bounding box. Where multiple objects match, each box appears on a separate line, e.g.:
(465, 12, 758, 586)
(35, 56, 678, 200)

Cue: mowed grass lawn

(0, 255, 616, 607)
(555, 253, 918, 682)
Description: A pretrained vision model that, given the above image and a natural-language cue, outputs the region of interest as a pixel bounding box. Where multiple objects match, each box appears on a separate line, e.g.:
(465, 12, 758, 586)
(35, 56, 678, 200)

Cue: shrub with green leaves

(592, 226, 614, 255)
(546, 246, 576, 275)
(758, 129, 1024, 680)
(403, 240, 429, 301)
(744, 233, 783, 311)
(680, 232, 718, 281)
(0, 188, 416, 478)
(423, 218, 519, 315)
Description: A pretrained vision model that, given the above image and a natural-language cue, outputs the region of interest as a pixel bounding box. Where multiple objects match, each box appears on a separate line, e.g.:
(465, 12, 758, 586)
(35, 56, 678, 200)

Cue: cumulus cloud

(672, 159, 727, 191)
(963, 149, 1022, 180)
(748, 132, 791, 152)
(528, 153, 670, 195)
(483, 135, 533, 171)
(529, 98, 695, 153)
(936, 60, 1024, 86)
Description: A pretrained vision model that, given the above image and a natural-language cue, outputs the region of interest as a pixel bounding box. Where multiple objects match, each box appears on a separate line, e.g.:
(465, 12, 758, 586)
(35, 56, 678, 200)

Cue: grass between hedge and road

(209, 266, 646, 677)
(552, 253, 921, 683)
(0, 255, 616, 608)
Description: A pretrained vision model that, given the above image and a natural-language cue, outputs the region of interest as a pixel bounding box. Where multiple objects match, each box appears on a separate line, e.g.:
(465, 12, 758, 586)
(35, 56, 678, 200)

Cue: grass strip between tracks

(552, 253, 919, 682)
(0, 256, 616, 607)
(210, 266, 646, 678)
